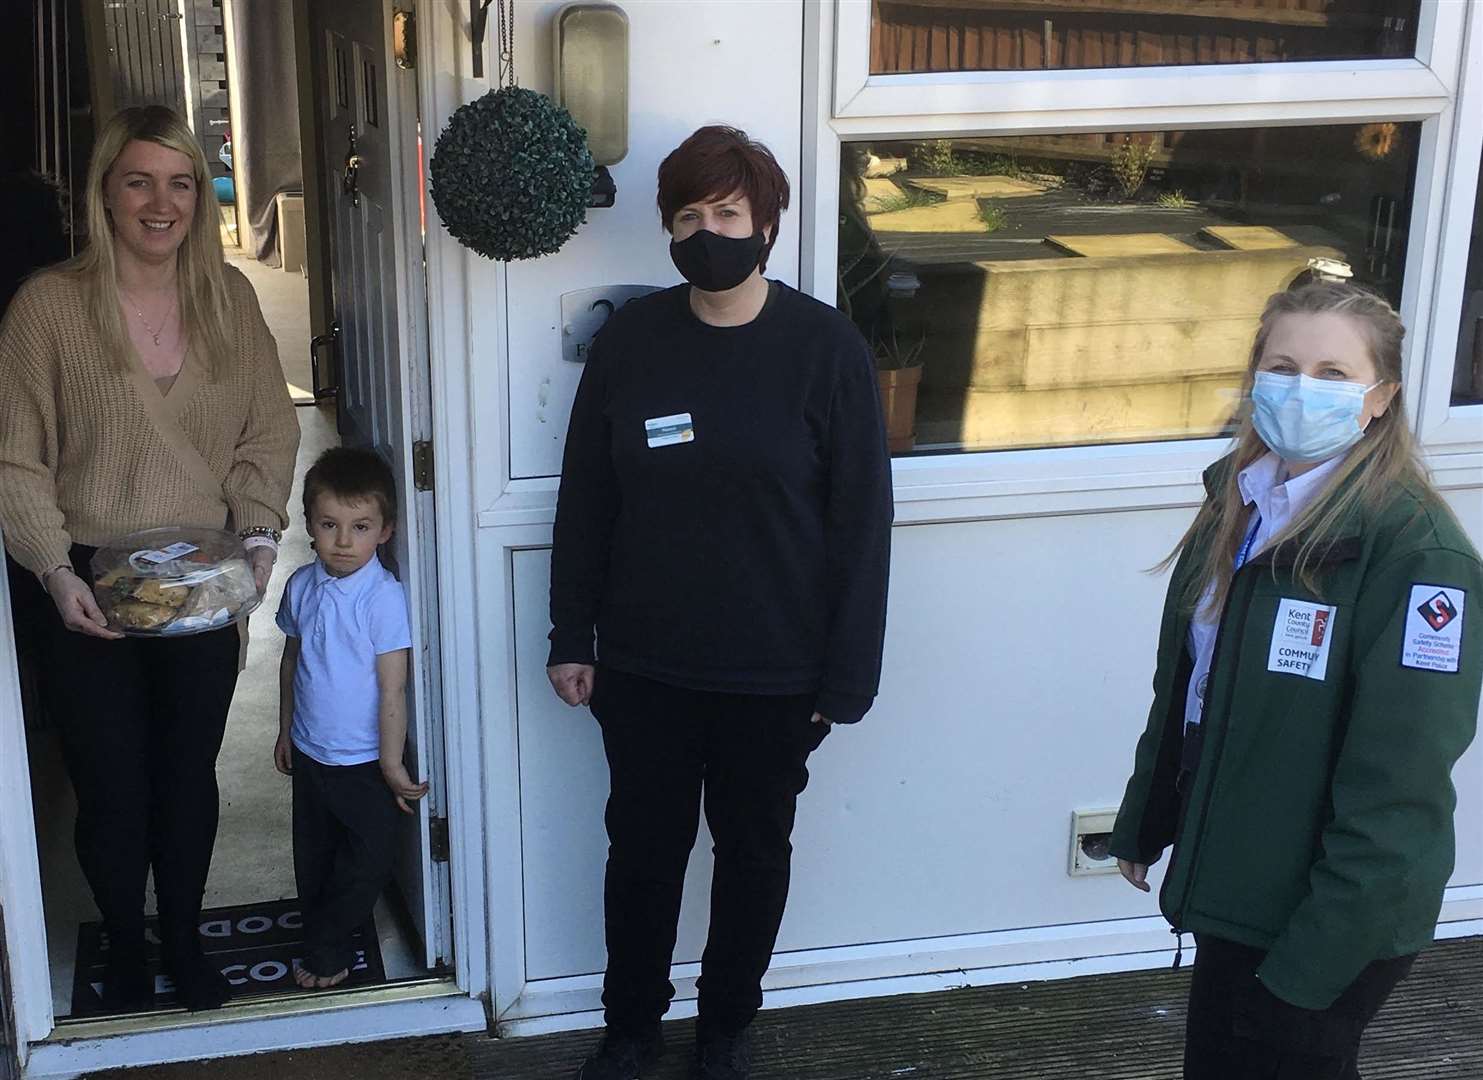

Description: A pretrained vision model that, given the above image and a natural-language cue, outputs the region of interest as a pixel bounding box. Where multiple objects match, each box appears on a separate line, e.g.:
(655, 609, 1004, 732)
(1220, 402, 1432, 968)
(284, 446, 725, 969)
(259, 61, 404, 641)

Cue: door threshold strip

(45, 977, 462, 1041)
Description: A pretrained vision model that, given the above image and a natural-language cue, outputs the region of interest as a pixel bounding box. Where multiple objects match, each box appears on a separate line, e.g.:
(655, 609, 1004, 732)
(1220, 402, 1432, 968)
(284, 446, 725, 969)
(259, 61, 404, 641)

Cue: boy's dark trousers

(38, 547, 239, 972)
(291, 747, 400, 977)
(590, 665, 830, 1037)
(1184, 934, 1415, 1080)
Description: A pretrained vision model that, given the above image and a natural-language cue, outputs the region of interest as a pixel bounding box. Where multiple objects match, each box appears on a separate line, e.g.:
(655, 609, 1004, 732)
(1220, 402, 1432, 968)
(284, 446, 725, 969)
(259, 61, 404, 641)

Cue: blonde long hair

(62, 105, 232, 377)
(1167, 282, 1438, 612)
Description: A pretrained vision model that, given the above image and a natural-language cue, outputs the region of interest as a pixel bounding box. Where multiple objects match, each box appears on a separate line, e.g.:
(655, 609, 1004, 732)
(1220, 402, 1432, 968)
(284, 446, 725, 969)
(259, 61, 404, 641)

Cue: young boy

(273, 447, 428, 989)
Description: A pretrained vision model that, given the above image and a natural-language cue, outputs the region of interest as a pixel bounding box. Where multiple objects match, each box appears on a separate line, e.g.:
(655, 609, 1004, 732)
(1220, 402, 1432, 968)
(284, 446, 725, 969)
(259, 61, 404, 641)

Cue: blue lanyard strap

(1234, 511, 1262, 571)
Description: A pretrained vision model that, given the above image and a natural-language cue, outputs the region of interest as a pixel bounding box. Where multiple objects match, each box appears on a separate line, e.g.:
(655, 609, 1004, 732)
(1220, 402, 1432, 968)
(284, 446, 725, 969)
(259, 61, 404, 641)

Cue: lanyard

(1234, 511, 1262, 572)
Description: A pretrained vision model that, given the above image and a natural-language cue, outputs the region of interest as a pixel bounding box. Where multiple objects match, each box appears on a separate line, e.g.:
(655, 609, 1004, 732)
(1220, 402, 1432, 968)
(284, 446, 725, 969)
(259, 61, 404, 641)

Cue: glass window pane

(1453, 145, 1483, 407)
(870, 1, 1420, 75)
(839, 124, 1418, 455)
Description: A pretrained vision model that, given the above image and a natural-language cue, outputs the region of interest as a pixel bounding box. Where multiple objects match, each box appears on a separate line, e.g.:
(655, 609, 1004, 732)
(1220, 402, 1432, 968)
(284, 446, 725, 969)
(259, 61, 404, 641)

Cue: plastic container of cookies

(90, 527, 260, 636)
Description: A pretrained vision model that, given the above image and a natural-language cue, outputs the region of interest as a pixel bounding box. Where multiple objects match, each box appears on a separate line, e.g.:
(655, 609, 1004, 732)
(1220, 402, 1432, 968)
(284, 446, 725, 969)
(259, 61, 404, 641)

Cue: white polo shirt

(276, 553, 412, 766)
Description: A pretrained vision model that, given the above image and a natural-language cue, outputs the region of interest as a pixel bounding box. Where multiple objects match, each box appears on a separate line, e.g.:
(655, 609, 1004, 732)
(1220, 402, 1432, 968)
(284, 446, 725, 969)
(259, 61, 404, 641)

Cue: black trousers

(37, 546, 240, 966)
(291, 747, 399, 976)
(1185, 935, 1416, 1080)
(590, 666, 829, 1036)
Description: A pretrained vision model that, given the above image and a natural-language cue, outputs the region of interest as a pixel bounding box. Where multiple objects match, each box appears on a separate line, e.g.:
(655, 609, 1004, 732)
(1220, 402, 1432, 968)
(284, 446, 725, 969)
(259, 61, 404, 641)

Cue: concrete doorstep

(85, 936, 1483, 1079)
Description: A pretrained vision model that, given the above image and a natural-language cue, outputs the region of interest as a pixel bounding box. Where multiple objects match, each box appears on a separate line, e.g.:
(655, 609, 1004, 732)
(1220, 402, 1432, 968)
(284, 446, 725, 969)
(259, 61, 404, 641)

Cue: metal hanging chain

(496, 0, 516, 88)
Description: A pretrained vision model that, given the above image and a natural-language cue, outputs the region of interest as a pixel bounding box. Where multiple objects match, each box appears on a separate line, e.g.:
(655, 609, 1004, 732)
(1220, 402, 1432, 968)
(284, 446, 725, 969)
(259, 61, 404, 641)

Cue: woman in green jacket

(1110, 281, 1482, 1080)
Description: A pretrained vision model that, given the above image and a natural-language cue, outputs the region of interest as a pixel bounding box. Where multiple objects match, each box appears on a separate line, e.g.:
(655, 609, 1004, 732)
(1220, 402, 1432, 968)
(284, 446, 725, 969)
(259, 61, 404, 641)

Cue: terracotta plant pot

(877, 365, 922, 453)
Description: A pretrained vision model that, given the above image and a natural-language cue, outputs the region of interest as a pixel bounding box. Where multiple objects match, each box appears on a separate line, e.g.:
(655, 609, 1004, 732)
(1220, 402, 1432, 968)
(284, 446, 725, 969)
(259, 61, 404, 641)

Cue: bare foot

(293, 962, 349, 989)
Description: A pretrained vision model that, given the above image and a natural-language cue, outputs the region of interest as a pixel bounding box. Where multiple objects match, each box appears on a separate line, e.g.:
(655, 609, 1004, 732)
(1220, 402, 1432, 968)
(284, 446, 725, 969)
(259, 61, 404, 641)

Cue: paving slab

(1201, 225, 1301, 251)
(867, 199, 989, 235)
(906, 177, 1051, 201)
(861, 178, 907, 209)
(1045, 233, 1198, 257)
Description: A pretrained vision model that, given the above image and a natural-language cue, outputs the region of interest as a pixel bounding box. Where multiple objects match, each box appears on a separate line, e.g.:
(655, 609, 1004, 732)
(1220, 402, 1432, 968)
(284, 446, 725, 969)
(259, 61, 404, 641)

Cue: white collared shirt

(1183, 451, 1349, 731)
(276, 552, 412, 766)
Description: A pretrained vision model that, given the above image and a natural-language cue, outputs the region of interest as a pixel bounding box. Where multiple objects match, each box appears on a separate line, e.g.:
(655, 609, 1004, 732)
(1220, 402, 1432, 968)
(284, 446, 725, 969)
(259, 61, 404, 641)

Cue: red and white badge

(1402, 584, 1466, 673)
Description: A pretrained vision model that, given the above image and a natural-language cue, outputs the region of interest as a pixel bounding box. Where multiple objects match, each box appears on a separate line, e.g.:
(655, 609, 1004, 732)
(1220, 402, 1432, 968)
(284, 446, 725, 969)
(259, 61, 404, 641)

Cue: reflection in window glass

(870, 0, 1420, 75)
(839, 125, 1418, 455)
(1454, 146, 1483, 407)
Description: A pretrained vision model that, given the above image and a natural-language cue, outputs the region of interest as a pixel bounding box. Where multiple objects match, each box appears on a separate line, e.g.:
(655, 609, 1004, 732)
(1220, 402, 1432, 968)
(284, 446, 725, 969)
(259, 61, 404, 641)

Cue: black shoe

(575, 1027, 664, 1080)
(692, 1027, 752, 1080)
(99, 925, 153, 1013)
(161, 942, 232, 1012)
(100, 952, 154, 1013)
(159, 918, 232, 1012)
(173, 956, 231, 1011)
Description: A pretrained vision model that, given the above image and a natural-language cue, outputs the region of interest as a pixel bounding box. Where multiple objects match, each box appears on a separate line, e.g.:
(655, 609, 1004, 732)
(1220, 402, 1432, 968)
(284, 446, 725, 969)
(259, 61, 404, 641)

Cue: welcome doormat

(70, 899, 386, 1018)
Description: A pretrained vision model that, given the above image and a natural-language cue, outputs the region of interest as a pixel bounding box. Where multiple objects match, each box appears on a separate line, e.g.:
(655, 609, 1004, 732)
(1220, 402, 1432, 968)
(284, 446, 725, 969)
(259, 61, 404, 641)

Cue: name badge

(1267, 598, 1336, 681)
(645, 412, 694, 449)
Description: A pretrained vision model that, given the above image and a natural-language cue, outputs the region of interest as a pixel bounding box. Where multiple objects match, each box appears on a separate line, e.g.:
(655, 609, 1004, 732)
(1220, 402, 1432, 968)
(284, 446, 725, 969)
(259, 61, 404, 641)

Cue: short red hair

(656, 125, 790, 272)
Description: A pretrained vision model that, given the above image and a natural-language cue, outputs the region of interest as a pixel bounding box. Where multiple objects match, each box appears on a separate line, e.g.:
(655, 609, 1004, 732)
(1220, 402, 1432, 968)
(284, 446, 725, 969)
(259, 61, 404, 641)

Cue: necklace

(120, 288, 178, 348)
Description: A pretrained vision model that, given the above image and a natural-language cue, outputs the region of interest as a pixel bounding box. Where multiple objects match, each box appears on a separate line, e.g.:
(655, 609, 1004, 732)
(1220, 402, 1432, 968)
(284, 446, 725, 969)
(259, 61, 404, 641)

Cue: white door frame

(0, 570, 50, 1073)
(406, 0, 491, 1001)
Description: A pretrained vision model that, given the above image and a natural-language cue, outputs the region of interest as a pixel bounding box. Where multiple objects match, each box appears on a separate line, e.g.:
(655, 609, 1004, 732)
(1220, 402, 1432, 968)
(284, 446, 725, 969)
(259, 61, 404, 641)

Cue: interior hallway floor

(228, 250, 315, 403)
(26, 249, 426, 1022)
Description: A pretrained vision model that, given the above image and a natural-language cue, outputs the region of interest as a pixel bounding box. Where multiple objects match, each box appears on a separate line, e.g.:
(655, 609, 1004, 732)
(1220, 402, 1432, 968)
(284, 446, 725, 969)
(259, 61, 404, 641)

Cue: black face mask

(669, 229, 765, 293)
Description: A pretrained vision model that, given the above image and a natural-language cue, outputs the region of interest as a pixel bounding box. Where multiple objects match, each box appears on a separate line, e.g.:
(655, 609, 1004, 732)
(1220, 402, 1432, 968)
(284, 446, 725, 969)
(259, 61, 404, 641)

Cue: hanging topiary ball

(429, 85, 594, 261)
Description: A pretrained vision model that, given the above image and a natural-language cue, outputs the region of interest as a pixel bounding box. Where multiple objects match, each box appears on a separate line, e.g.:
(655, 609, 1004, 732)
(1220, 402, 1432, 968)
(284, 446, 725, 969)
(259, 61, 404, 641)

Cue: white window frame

(804, 0, 1480, 523)
(833, 1, 1461, 118)
(1417, 2, 1483, 451)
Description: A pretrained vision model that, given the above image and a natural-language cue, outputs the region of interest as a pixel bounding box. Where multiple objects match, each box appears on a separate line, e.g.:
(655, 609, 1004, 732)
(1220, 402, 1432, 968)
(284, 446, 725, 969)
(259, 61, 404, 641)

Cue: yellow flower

(1354, 123, 1399, 161)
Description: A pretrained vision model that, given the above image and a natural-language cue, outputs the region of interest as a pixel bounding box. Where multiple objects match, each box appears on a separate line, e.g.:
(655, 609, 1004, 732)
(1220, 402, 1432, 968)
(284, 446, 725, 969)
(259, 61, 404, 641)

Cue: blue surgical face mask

(1250, 371, 1380, 464)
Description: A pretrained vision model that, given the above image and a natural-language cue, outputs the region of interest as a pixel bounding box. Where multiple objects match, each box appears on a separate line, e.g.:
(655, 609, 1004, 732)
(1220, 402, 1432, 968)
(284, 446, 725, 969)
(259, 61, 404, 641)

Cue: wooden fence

(97, 0, 189, 110)
(870, 0, 1418, 74)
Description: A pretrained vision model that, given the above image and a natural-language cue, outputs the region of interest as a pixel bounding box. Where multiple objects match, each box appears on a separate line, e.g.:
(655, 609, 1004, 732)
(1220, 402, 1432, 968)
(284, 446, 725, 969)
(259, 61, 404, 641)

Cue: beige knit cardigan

(0, 265, 300, 577)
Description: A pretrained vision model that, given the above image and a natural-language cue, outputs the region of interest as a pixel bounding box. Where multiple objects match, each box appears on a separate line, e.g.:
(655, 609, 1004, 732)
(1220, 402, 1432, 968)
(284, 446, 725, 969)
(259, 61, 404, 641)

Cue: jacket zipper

(1160, 563, 1259, 951)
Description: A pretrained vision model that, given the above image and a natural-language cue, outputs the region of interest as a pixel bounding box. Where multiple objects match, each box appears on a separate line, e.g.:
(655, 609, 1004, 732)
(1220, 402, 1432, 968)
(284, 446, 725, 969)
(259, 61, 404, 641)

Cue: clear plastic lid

(90, 526, 260, 637)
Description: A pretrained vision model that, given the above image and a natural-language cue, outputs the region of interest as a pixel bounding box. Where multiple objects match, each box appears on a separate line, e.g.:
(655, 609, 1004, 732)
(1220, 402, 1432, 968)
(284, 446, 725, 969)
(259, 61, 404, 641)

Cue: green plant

(1155, 189, 1193, 209)
(912, 139, 964, 177)
(870, 188, 942, 214)
(978, 202, 1008, 232)
(429, 86, 594, 261)
(873, 325, 927, 371)
(1109, 138, 1157, 200)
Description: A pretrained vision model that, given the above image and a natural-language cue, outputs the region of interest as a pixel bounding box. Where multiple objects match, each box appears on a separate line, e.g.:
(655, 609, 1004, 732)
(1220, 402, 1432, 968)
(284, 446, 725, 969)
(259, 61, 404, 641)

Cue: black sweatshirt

(548, 282, 893, 724)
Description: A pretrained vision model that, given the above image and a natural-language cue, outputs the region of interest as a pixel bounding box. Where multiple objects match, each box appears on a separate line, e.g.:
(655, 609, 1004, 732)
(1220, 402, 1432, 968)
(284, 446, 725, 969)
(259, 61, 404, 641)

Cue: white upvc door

(311, 0, 451, 970)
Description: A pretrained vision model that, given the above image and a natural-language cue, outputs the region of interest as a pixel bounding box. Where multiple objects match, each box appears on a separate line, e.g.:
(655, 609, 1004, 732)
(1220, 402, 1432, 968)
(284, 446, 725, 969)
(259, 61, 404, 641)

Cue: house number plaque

(560, 285, 663, 362)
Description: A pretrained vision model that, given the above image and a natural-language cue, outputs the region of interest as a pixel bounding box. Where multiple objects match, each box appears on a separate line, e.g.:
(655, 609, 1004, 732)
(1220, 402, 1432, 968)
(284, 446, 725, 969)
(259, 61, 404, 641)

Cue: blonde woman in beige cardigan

(0, 106, 298, 1013)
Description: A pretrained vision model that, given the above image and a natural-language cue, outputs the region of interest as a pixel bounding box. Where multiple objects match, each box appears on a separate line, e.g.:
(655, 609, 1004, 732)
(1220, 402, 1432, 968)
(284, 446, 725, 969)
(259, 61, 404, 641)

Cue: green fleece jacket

(1109, 457, 1482, 1010)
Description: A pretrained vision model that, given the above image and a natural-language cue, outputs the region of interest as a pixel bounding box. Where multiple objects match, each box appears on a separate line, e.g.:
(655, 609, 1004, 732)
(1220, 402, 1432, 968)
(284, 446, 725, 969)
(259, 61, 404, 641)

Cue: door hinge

(412, 440, 434, 491)
(429, 816, 450, 863)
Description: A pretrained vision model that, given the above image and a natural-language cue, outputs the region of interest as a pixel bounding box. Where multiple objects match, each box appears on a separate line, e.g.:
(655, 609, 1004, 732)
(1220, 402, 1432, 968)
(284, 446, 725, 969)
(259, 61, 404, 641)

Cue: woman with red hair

(548, 126, 893, 1080)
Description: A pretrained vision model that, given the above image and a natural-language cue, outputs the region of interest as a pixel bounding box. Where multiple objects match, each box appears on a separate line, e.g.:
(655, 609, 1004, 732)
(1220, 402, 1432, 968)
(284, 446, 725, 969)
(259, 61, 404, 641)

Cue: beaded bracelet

(238, 526, 282, 544)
